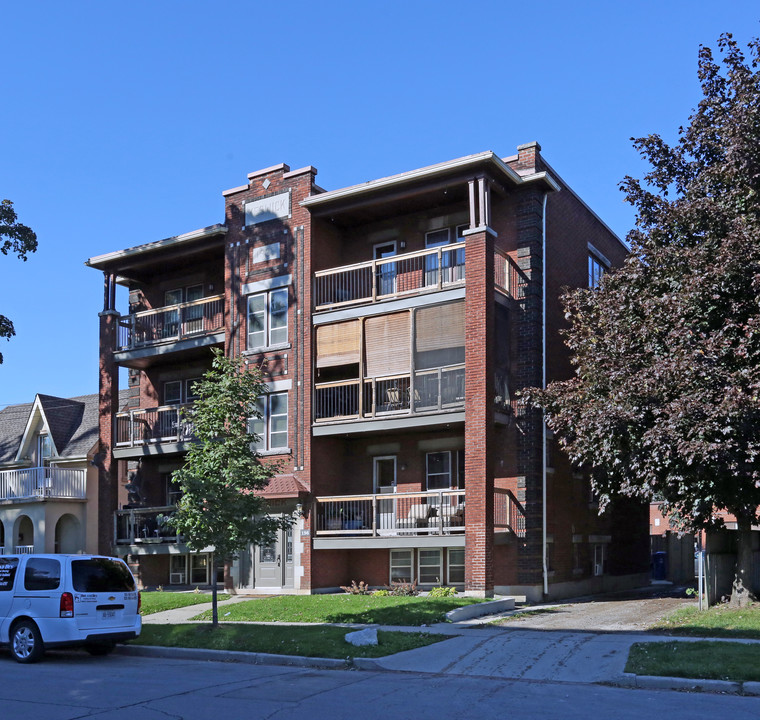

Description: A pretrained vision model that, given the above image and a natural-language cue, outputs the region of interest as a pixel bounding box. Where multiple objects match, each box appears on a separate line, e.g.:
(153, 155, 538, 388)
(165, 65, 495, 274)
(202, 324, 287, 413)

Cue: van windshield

(71, 558, 135, 592)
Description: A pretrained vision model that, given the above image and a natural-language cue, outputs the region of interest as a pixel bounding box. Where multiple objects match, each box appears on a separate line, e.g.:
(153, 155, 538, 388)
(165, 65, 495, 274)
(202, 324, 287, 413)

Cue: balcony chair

(396, 504, 437, 532)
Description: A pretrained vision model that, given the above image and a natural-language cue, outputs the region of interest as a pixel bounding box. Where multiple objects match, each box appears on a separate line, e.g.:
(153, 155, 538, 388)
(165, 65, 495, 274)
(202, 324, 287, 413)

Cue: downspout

(542, 192, 549, 598)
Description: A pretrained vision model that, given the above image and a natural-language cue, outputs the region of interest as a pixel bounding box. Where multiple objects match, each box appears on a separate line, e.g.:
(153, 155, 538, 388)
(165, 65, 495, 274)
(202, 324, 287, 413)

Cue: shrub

(428, 586, 457, 597)
(340, 580, 372, 595)
(388, 580, 419, 596)
(372, 589, 391, 597)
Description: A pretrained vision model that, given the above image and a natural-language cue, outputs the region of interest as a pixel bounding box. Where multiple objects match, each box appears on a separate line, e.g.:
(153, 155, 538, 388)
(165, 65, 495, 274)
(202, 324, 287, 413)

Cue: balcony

(313, 488, 525, 548)
(114, 506, 181, 545)
(314, 366, 465, 424)
(115, 404, 194, 450)
(314, 244, 466, 311)
(314, 245, 525, 312)
(114, 295, 225, 358)
(0, 467, 86, 501)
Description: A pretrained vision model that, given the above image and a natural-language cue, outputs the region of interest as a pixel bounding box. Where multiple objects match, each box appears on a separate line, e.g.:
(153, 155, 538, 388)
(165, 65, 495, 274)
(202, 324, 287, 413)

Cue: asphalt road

(1, 652, 758, 720)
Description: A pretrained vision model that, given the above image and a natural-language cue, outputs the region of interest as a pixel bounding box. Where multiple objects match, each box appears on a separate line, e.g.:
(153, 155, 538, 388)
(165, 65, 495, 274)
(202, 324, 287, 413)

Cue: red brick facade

(89, 144, 650, 599)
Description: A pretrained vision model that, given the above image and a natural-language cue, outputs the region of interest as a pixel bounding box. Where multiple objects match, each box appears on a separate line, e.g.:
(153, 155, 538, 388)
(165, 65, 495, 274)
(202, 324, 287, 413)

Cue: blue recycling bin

(652, 551, 668, 580)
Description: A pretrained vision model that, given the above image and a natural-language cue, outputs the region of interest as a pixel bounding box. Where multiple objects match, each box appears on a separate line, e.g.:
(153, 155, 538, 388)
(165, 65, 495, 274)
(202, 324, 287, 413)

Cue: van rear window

(71, 559, 135, 592)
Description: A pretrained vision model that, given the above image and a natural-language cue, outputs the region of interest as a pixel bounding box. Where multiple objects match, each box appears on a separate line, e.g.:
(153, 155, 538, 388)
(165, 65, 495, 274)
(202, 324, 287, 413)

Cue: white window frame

(164, 378, 201, 405)
(390, 549, 413, 584)
(426, 451, 452, 490)
(164, 473, 182, 507)
(249, 392, 289, 453)
(594, 543, 607, 576)
(190, 553, 210, 585)
(424, 228, 450, 248)
(373, 456, 397, 494)
(447, 548, 465, 585)
(163, 380, 182, 405)
(588, 253, 607, 288)
(247, 287, 289, 350)
(418, 548, 443, 585)
(170, 554, 187, 585)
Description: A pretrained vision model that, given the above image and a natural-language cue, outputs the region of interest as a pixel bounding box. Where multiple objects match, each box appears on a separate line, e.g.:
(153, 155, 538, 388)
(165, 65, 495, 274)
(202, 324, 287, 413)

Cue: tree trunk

(730, 516, 757, 608)
(211, 554, 219, 627)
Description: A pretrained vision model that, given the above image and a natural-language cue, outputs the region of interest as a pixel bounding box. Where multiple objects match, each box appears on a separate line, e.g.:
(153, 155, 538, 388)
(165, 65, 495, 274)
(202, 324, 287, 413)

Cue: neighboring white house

(0, 391, 126, 554)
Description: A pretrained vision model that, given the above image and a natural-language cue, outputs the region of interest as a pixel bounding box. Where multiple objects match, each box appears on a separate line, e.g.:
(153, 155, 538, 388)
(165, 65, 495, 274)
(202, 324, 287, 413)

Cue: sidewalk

(132, 598, 760, 695)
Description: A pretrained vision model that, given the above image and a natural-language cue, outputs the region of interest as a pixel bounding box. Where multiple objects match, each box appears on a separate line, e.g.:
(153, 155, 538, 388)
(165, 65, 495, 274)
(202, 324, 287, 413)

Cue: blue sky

(1, 1, 758, 408)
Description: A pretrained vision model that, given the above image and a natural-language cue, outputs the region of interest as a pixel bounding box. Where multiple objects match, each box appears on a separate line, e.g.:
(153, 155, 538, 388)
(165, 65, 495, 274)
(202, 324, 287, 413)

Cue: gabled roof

(0, 391, 129, 465)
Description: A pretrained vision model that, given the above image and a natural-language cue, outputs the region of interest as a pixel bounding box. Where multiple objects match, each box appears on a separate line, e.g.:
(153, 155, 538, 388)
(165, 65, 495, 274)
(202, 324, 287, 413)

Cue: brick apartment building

(86, 142, 650, 599)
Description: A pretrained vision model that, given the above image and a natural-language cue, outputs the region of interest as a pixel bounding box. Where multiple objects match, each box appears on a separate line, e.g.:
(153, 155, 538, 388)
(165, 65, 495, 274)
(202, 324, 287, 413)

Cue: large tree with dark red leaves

(1, 199, 37, 363)
(531, 34, 760, 606)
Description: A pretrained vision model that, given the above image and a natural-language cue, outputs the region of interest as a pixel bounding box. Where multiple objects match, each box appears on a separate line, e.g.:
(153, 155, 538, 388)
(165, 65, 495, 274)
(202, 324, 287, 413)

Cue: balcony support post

(463, 225, 496, 597)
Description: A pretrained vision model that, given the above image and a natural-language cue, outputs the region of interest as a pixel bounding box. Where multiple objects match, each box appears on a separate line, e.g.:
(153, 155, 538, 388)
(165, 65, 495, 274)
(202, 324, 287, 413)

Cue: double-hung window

(247, 288, 288, 349)
(248, 392, 289, 452)
(426, 450, 464, 490)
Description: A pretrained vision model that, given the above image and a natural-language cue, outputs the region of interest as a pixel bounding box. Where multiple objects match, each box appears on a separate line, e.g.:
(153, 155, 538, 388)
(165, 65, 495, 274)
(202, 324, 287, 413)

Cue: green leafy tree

(169, 349, 289, 624)
(531, 34, 760, 606)
(1, 199, 38, 363)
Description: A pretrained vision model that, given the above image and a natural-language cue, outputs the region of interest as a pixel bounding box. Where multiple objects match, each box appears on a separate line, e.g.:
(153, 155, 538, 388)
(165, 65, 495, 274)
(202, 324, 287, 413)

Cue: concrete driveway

(490, 583, 696, 633)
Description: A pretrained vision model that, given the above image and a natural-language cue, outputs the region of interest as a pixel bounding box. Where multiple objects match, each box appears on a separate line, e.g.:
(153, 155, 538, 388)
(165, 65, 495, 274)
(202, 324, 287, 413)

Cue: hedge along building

(86, 143, 650, 599)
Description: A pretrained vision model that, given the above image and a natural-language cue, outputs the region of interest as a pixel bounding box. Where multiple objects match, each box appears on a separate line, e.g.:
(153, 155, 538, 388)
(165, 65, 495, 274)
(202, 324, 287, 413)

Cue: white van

(0, 554, 141, 663)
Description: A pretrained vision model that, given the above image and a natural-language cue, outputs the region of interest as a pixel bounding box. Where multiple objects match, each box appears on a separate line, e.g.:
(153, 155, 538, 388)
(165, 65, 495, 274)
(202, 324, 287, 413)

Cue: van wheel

(10, 621, 44, 663)
(84, 642, 115, 656)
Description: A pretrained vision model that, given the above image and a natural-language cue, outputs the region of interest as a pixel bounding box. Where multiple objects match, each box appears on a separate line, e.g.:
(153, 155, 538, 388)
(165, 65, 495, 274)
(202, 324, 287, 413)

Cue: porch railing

(314, 243, 465, 310)
(115, 404, 194, 447)
(0, 467, 86, 501)
(314, 490, 466, 537)
(14, 545, 34, 554)
(116, 295, 224, 351)
(114, 506, 181, 545)
(314, 365, 465, 422)
(494, 488, 526, 537)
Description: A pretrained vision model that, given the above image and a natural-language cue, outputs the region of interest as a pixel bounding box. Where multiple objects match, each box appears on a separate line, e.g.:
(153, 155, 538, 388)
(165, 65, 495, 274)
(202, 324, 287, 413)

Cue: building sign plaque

(245, 190, 291, 226)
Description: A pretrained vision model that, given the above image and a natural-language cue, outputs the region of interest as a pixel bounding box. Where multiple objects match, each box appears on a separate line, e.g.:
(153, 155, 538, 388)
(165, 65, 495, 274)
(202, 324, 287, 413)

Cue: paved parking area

(490, 584, 696, 632)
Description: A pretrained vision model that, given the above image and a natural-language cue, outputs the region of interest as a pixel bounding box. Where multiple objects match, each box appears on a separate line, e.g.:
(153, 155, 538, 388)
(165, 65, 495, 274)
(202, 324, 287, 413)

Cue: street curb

(116, 644, 350, 670)
(621, 673, 744, 694)
(446, 597, 516, 622)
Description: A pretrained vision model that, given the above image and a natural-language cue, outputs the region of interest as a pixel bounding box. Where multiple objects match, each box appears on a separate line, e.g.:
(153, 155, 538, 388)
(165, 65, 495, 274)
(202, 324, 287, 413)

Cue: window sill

(243, 343, 291, 355)
(256, 448, 292, 457)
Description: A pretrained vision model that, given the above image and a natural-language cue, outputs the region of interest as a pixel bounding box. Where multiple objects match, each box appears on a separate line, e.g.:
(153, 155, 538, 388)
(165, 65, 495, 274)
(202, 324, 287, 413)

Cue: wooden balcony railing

(116, 295, 224, 351)
(114, 506, 181, 545)
(314, 365, 465, 422)
(314, 243, 465, 311)
(115, 404, 194, 447)
(0, 467, 86, 501)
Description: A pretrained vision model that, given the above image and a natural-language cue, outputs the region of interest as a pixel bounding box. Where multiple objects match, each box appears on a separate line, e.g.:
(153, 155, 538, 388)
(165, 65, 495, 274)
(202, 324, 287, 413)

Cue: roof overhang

(301, 151, 559, 217)
(86, 224, 227, 274)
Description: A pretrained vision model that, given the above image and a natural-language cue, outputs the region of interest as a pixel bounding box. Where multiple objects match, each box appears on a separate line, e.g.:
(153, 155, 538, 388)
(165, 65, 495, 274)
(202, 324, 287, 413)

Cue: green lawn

(190, 594, 481, 626)
(626, 641, 760, 683)
(141, 591, 231, 615)
(625, 602, 760, 682)
(134, 623, 448, 659)
(649, 602, 760, 639)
